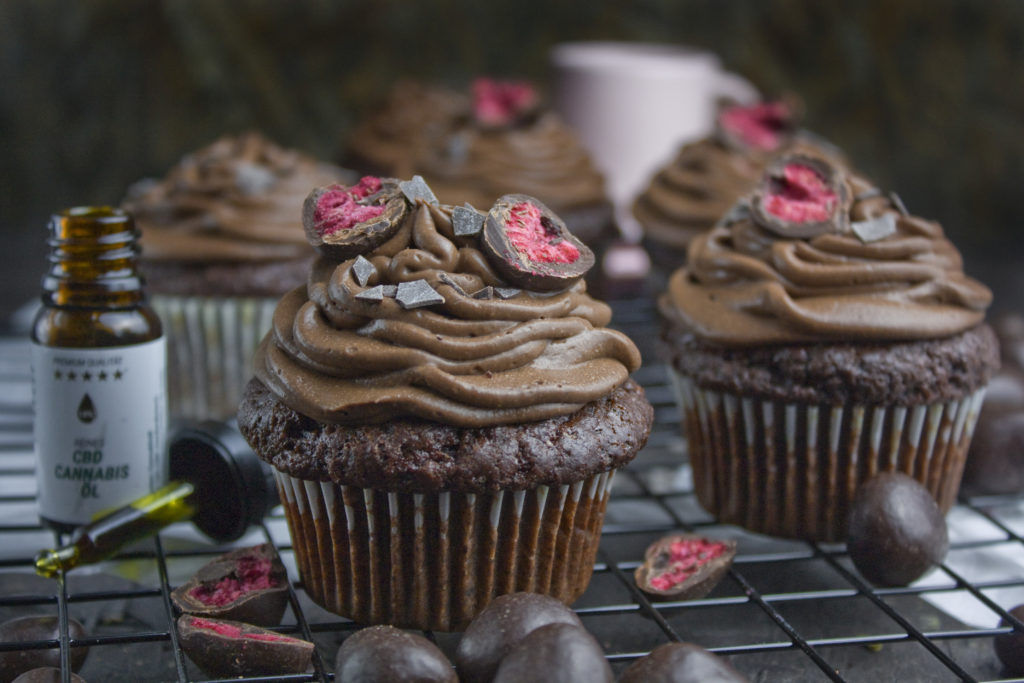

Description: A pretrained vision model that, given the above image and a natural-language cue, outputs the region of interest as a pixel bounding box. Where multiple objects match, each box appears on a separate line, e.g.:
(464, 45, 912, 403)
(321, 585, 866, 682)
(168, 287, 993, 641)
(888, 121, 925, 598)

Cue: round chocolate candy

(634, 534, 737, 600)
(995, 604, 1024, 675)
(11, 668, 87, 683)
(177, 614, 313, 678)
(0, 616, 88, 682)
(170, 544, 289, 627)
(334, 625, 456, 682)
(302, 177, 407, 259)
(619, 642, 748, 682)
(481, 194, 594, 291)
(749, 154, 851, 239)
(492, 623, 613, 683)
(846, 472, 949, 586)
(454, 592, 583, 683)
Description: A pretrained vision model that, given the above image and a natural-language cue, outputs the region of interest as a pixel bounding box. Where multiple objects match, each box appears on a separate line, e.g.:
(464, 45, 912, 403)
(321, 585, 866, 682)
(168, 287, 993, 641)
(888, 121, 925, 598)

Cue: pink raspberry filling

(473, 78, 537, 126)
(763, 163, 837, 223)
(188, 555, 279, 607)
(314, 176, 385, 237)
(506, 202, 579, 264)
(648, 538, 730, 591)
(719, 101, 790, 151)
(190, 617, 291, 643)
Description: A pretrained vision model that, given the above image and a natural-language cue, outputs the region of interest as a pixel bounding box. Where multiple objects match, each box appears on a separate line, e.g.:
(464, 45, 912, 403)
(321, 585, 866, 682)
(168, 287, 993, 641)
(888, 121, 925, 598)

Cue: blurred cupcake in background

(123, 131, 355, 422)
(632, 97, 845, 277)
(659, 153, 998, 541)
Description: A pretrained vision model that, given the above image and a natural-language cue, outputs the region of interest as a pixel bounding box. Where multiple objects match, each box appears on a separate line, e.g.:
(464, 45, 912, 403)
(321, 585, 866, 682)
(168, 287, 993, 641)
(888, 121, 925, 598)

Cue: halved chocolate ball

(176, 614, 313, 678)
(481, 194, 594, 291)
(302, 177, 407, 259)
(749, 154, 851, 239)
(714, 99, 799, 154)
(634, 534, 737, 600)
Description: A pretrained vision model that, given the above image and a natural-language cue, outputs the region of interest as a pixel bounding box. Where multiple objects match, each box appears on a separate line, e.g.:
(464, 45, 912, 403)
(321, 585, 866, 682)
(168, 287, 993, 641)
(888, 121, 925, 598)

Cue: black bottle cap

(168, 420, 277, 543)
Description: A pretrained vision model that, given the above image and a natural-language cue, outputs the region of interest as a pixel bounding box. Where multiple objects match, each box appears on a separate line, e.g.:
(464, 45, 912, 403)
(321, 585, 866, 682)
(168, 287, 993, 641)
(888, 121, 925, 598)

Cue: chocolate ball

(334, 625, 455, 682)
(619, 642, 748, 682)
(0, 616, 88, 682)
(846, 472, 949, 586)
(492, 623, 613, 683)
(995, 604, 1024, 675)
(11, 668, 87, 683)
(454, 592, 583, 683)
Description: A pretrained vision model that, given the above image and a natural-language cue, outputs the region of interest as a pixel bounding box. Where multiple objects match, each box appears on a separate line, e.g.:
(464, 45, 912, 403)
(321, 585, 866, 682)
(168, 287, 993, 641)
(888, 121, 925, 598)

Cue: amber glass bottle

(31, 207, 168, 532)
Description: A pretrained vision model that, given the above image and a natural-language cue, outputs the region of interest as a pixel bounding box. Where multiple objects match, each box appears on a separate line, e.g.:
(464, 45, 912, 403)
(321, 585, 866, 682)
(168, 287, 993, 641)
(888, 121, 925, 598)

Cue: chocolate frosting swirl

(124, 132, 353, 264)
(253, 198, 641, 427)
(660, 173, 992, 347)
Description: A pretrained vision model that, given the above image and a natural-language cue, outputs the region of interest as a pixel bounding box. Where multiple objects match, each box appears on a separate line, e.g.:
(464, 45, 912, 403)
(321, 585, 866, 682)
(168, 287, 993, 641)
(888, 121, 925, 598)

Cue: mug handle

(714, 71, 760, 106)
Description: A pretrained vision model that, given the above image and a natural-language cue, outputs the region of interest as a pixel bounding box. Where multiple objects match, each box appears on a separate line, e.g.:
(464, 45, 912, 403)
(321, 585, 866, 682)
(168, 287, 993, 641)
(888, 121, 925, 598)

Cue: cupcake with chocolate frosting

(122, 132, 354, 420)
(238, 176, 652, 630)
(659, 153, 998, 541)
(633, 98, 844, 275)
(344, 79, 616, 261)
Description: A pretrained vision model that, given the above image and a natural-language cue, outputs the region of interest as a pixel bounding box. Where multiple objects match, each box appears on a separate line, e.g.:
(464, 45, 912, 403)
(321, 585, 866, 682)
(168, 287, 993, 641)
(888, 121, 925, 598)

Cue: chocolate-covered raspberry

(472, 78, 540, 128)
(0, 616, 88, 681)
(492, 623, 612, 683)
(619, 642, 748, 682)
(481, 194, 594, 291)
(715, 99, 798, 153)
(171, 544, 289, 627)
(177, 614, 313, 678)
(749, 154, 851, 238)
(302, 177, 407, 259)
(634, 534, 737, 600)
(334, 625, 456, 682)
(846, 472, 949, 586)
(454, 592, 583, 683)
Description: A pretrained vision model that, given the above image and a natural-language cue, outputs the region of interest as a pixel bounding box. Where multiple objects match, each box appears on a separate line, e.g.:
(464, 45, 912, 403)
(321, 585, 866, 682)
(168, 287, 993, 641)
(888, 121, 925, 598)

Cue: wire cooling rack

(2, 298, 1024, 682)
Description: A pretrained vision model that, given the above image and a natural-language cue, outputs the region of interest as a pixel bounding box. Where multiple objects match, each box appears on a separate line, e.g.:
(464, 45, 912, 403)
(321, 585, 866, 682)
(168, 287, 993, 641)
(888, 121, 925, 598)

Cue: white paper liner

(674, 373, 986, 541)
(151, 295, 277, 421)
(273, 470, 616, 631)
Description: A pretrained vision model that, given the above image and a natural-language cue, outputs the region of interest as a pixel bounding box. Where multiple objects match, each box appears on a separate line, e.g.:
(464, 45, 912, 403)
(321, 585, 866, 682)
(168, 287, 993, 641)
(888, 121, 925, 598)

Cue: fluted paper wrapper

(274, 469, 616, 631)
(152, 295, 277, 422)
(673, 372, 986, 542)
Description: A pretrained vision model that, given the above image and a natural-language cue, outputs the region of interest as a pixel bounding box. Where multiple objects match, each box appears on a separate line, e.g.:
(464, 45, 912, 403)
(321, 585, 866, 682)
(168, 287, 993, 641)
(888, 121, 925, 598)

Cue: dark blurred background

(2, 0, 1022, 325)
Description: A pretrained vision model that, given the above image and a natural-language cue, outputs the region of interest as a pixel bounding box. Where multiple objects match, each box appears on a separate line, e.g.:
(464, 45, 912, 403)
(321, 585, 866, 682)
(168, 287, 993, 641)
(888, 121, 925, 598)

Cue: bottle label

(32, 338, 168, 527)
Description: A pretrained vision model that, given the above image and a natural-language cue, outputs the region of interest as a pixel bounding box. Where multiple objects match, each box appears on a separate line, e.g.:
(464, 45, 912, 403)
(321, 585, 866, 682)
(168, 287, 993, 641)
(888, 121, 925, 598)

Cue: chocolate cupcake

(659, 154, 998, 541)
(632, 99, 844, 276)
(343, 78, 617, 263)
(122, 132, 354, 421)
(238, 177, 652, 630)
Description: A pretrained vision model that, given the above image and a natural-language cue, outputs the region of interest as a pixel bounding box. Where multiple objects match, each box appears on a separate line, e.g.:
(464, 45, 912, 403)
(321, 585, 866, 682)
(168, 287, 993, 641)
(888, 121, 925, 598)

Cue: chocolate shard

(355, 285, 386, 303)
(494, 287, 521, 299)
(437, 272, 468, 296)
(472, 286, 494, 300)
(889, 191, 909, 216)
(453, 204, 485, 237)
(382, 284, 398, 297)
(400, 175, 439, 204)
(352, 255, 376, 287)
(396, 279, 445, 309)
(851, 213, 897, 244)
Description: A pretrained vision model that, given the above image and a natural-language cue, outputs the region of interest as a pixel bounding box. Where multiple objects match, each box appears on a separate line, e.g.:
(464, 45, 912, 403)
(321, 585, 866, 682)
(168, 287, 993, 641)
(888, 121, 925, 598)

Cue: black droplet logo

(77, 394, 96, 423)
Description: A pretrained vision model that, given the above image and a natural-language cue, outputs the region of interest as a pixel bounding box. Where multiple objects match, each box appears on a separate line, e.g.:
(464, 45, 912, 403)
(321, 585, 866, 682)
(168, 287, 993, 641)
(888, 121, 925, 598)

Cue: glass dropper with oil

(34, 421, 277, 578)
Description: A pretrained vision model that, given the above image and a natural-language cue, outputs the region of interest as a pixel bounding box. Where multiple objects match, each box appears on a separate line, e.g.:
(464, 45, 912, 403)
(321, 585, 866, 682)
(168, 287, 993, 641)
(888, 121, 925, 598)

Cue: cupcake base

(674, 374, 986, 542)
(275, 469, 615, 631)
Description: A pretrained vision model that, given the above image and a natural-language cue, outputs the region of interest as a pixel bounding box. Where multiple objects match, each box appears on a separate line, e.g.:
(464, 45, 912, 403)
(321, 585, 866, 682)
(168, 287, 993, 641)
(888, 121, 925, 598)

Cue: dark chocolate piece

(453, 204, 485, 237)
(749, 154, 851, 239)
(888, 191, 909, 216)
(11, 668, 87, 683)
(481, 194, 594, 291)
(334, 625, 456, 682)
(995, 604, 1024, 675)
(176, 614, 313, 678)
(355, 285, 386, 303)
(634, 534, 737, 600)
(454, 592, 583, 683)
(846, 472, 949, 586)
(170, 544, 288, 627)
(436, 272, 468, 297)
(494, 287, 521, 299)
(399, 175, 439, 204)
(491, 623, 613, 683)
(619, 642, 748, 683)
(352, 255, 376, 287)
(471, 286, 494, 300)
(0, 616, 88, 681)
(851, 213, 897, 244)
(302, 178, 407, 260)
(395, 279, 445, 310)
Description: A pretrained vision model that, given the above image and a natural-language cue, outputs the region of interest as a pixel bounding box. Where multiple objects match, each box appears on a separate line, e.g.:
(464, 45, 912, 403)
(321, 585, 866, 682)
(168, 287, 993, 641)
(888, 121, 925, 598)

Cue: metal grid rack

(2, 298, 1024, 682)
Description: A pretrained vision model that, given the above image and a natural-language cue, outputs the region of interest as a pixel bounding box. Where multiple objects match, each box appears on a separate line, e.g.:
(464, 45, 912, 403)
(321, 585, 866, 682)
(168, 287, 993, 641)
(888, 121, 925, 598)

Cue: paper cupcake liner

(152, 295, 277, 422)
(274, 470, 616, 631)
(673, 372, 986, 541)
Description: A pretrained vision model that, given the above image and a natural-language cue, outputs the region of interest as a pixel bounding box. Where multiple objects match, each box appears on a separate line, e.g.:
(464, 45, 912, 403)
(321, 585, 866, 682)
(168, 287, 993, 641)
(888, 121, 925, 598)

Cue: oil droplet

(77, 393, 96, 423)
